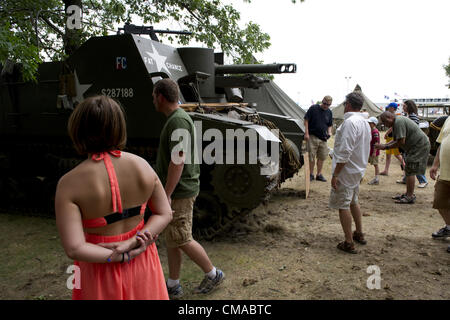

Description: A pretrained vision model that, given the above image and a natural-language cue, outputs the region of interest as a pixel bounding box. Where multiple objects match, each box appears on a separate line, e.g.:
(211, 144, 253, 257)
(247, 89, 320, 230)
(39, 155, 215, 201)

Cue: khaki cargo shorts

(404, 144, 430, 176)
(368, 155, 379, 166)
(433, 179, 450, 210)
(307, 135, 329, 162)
(329, 183, 360, 210)
(164, 196, 196, 248)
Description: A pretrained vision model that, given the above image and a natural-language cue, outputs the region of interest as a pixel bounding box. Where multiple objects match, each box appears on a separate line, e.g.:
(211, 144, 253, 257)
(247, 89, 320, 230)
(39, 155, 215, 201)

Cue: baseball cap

(367, 117, 378, 125)
(385, 102, 398, 110)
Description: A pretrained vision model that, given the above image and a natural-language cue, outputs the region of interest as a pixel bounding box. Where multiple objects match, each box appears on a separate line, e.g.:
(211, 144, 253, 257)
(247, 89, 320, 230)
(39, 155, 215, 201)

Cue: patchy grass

(0, 214, 71, 300)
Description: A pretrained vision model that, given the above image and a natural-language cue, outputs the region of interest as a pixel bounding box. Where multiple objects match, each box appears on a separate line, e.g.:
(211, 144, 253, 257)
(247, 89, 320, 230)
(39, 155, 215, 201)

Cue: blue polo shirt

(304, 104, 333, 141)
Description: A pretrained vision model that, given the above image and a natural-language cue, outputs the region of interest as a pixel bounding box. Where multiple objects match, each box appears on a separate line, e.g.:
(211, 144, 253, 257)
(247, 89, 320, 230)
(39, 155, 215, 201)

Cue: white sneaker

(418, 182, 428, 188)
(368, 178, 379, 185)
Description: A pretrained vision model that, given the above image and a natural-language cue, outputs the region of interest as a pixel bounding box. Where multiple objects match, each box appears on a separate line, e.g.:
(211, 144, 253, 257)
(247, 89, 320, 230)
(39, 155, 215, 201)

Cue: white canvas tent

(242, 81, 306, 131)
(332, 84, 383, 120)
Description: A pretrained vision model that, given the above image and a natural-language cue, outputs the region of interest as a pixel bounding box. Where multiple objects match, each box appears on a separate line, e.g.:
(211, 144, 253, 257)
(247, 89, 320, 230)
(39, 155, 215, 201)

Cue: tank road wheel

(193, 191, 230, 240)
(210, 163, 268, 212)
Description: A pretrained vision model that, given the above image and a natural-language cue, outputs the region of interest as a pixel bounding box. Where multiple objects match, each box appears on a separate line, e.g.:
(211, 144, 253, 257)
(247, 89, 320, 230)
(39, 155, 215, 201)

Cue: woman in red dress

(55, 95, 172, 299)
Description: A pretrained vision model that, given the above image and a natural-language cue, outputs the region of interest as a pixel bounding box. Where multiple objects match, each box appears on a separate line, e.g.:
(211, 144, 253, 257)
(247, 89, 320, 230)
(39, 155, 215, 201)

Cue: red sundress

(72, 151, 168, 300)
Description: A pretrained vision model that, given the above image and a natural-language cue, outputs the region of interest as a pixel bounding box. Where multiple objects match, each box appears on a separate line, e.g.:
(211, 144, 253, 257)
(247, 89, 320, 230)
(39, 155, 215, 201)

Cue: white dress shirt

(332, 112, 371, 188)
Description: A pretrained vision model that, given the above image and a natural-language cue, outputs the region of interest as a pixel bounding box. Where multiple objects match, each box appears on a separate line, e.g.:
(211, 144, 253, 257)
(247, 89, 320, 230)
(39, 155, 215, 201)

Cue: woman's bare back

(60, 151, 156, 236)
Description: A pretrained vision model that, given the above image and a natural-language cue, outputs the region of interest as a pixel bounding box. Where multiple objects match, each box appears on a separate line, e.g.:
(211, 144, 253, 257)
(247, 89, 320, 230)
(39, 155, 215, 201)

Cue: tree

(0, 0, 302, 81)
(445, 57, 450, 89)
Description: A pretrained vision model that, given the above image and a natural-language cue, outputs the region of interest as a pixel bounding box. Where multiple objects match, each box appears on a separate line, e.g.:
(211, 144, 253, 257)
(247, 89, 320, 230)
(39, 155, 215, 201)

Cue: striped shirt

(408, 112, 420, 125)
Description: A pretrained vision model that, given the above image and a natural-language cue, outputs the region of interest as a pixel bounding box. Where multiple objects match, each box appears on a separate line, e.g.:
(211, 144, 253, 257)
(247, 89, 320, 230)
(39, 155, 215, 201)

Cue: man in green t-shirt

(376, 111, 430, 204)
(153, 79, 224, 299)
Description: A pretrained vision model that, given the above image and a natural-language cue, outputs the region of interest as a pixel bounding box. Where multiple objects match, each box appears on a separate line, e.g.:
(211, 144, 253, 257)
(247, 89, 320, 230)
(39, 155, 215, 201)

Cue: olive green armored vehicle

(0, 25, 304, 239)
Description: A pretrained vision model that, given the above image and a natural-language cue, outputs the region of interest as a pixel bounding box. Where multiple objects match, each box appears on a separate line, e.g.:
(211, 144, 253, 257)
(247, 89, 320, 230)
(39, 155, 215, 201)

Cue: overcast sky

(225, 0, 450, 106)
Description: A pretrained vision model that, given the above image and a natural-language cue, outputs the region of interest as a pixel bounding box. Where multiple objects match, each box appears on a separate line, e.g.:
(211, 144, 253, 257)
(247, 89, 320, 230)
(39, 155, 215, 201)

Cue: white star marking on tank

(145, 43, 171, 75)
(73, 70, 92, 104)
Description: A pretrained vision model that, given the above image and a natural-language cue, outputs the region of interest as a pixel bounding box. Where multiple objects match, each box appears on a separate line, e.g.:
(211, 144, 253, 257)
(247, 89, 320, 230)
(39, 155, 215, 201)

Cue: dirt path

(0, 140, 449, 300)
(177, 150, 449, 300)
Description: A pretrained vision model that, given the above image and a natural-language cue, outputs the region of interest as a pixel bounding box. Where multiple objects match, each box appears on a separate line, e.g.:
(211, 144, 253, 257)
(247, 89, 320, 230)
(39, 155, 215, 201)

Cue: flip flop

(379, 172, 388, 176)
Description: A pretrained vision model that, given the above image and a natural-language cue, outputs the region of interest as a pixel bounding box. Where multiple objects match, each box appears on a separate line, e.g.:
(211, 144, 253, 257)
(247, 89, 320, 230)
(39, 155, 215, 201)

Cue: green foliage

(445, 57, 450, 88)
(0, 0, 304, 81)
(0, 22, 42, 81)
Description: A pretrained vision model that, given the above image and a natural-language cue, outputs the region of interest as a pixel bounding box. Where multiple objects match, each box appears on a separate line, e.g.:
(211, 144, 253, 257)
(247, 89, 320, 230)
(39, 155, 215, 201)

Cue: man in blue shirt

(304, 95, 333, 182)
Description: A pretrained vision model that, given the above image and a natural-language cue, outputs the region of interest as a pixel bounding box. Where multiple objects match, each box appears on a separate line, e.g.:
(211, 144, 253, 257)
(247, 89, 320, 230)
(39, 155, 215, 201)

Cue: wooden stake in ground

(304, 151, 310, 199)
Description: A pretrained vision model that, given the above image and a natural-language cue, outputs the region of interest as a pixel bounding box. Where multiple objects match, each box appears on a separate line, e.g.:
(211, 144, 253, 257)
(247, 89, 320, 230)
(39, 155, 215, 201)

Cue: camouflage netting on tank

(258, 118, 302, 184)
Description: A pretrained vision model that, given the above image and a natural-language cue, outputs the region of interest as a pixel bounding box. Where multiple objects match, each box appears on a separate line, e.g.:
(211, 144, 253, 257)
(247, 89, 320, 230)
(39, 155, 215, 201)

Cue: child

(367, 117, 380, 185)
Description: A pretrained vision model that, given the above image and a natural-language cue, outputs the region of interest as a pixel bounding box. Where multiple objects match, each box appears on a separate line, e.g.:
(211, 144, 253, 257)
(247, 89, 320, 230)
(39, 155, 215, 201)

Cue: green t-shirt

(155, 108, 200, 199)
(393, 116, 429, 153)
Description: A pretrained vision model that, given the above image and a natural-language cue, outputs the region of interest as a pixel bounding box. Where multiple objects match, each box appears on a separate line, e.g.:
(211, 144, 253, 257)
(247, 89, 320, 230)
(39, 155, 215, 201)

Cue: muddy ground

(0, 137, 449, 300)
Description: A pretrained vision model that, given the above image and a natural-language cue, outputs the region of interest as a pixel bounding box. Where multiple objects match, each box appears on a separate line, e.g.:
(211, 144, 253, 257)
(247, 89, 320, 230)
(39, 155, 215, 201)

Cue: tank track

(0, 110, 302, 240)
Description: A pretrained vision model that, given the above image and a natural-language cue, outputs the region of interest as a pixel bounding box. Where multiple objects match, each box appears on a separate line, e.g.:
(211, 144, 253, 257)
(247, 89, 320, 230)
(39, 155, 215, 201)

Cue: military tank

(0, 25, 304, 239)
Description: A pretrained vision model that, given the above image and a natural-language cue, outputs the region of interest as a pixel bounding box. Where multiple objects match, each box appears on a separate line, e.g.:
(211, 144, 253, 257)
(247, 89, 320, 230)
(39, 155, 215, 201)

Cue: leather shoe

(315, 174, 327, 182)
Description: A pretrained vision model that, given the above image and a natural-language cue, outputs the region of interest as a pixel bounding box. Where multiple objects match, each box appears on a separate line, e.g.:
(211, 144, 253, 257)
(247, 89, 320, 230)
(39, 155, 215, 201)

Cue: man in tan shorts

(429, 116, 450, 253)
(329, 92, 371, 254)
(154, 79, 225, 298)
(304, 95, 333, 182)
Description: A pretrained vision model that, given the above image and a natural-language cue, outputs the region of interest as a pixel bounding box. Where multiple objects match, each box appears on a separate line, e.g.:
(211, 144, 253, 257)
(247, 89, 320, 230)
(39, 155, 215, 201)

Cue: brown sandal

(353, 231, 367, 245)
(337, 241, 357, 254)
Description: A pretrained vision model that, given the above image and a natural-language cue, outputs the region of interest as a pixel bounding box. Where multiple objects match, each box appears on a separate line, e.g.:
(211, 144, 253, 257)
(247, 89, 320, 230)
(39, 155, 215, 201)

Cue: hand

(304, 133, 309, 141)
(430, 166, 439, 181)
(128, 236, 147, 260)
(374, 144, 383, 150)
(331, 175, 338, 190)
(98, 237, 137, 254)
(128, 230, 159, 260)
(100, 230, 159, 262)
(136, 229, 159, 247)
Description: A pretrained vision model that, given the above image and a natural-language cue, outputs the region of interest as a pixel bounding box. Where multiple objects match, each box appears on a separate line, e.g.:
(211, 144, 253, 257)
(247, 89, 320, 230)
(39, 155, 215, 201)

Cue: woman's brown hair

(403, 99, 418, 115)
(68, 95, 127, 155)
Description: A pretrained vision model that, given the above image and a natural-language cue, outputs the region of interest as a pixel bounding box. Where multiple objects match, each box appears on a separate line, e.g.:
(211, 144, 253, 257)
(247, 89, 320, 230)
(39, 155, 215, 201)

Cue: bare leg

(179, 240, 214, 274)
(374, 164, 379, 177)
(316, 159, 324, 176)
(339, 209, 353, 243)
(381, 154, 391, 175)
(350, 203, 363, 234)
(405, 175, 415, 197)
(167, 247, 183, 280)
(438, 209, 450, 225)
(395, 154, 405, 171)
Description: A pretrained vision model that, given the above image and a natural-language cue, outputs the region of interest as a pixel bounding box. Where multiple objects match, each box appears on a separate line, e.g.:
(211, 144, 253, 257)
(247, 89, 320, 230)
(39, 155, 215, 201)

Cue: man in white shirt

(329, 92, 371, 254)
(429, 116, 450, 253)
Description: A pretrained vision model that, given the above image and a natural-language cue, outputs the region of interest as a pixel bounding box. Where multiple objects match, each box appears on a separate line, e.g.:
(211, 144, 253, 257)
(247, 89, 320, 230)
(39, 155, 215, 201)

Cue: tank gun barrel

(215, 63, 296, 75)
